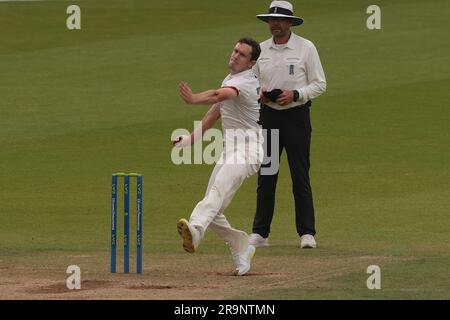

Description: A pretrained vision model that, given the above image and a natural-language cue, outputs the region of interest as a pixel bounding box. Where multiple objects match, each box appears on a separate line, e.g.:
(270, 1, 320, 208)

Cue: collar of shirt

(269, 32, 296, 50)
(228, 68, 254, 79)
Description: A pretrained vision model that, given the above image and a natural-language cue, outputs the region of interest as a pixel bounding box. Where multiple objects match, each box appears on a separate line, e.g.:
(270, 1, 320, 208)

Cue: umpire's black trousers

(253, 103, 316, 238)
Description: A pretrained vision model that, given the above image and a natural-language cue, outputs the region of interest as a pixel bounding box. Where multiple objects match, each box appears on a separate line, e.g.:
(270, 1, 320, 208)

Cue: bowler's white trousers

(189, 137, 263, 254)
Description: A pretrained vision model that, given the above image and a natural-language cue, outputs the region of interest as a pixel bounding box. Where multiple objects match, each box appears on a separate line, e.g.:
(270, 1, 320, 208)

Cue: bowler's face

(268, 17, 292, 38)
(228, 43, 255, 74)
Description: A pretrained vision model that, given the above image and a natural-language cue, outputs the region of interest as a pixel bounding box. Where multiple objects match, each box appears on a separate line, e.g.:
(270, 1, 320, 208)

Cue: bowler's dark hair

(238, 37, 261, 61)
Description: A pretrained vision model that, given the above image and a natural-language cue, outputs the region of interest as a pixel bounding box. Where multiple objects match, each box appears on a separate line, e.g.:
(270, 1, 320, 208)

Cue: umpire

(249, 1, 326, 249)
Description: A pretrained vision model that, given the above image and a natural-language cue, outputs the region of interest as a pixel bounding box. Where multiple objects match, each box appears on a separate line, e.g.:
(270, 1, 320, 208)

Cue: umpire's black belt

(258, 100, 311, 125)
(261, 100, 312, 110)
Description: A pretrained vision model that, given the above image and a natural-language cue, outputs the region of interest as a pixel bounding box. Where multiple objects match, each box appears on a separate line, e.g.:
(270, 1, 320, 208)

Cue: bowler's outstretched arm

(179, 82, 238, 105)
(173, 104, 221, 147)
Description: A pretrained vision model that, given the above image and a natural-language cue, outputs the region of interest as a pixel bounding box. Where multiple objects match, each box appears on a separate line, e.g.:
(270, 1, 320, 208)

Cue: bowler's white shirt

(219, 69, 261, 132)
(254, 32, 327, 110)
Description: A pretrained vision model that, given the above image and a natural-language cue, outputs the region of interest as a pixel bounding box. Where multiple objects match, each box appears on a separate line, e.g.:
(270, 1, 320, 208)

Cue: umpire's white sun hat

(257, 1, 304, 26)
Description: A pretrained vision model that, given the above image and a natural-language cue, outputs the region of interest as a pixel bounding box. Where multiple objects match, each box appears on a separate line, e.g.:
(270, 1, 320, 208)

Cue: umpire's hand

(259, 88, 270, 104)
(276, 90, 295, 106)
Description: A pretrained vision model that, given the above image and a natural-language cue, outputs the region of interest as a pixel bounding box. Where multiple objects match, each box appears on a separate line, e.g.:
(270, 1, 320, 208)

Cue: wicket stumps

(111, 172, 143, 274)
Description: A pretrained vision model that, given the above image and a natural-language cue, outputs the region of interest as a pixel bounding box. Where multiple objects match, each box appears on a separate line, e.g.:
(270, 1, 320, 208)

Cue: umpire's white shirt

(254, 32, 327, 110)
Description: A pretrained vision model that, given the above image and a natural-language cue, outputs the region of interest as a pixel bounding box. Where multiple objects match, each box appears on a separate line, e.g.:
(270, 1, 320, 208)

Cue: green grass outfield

(0, 0, 449, 299)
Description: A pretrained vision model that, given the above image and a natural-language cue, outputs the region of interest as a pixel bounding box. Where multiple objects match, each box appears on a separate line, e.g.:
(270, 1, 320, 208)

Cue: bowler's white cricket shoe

(232, 245, 256, 276)
(177, 218, 200, 253)
(249, 233, 269, 247)
(300, 234, 317, 248)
